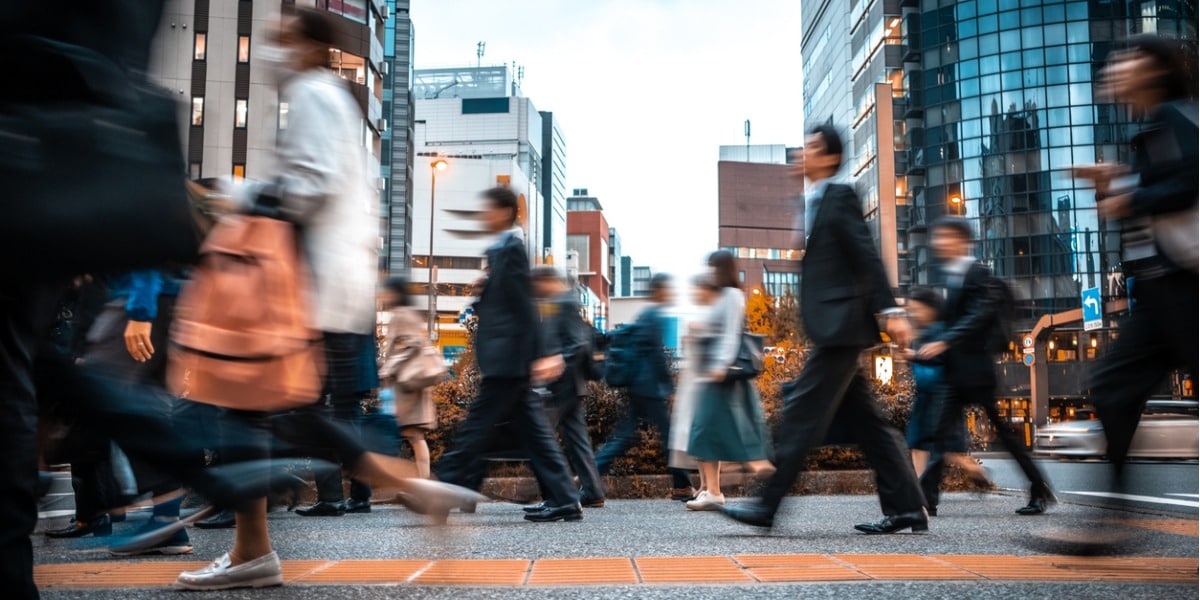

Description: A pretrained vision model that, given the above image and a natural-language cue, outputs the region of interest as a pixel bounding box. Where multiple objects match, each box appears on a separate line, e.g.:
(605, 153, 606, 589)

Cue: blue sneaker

(109, 519, 193, 556)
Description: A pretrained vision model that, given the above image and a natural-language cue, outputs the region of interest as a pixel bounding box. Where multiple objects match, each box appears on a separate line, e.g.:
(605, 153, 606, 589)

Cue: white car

(1033, 401, 1199, 459)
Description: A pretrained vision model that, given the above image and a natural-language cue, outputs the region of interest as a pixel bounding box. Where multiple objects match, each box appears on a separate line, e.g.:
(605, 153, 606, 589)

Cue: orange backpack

(169, 215, 324, 411)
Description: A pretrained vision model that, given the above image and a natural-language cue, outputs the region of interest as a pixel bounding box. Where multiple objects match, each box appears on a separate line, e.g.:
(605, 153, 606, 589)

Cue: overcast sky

(411, 0, 804, 278)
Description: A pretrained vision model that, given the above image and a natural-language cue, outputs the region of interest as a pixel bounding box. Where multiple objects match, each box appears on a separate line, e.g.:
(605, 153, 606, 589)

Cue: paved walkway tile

(32, 554, 1198, 589)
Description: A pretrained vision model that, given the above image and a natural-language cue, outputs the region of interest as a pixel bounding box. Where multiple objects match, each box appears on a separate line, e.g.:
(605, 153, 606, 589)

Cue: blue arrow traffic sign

(1081, 286, 1102, 331)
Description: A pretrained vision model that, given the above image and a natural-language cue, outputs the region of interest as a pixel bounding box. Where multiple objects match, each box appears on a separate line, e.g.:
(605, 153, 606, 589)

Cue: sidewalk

(34, 494, 1198, 598)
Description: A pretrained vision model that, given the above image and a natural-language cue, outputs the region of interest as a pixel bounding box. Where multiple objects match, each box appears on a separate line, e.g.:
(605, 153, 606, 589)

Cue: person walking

(666, 275, 720, 495)
(434, 187, 583, 523)
(380, 275, 438, 480)
(594, 274, 696, 501)
(528, 267, 606, 508)
(1063, 36, 1197, 550)
(685, 252, 773, 511)
(917, 217, 1053, 516)
(720, 125, 926, 534)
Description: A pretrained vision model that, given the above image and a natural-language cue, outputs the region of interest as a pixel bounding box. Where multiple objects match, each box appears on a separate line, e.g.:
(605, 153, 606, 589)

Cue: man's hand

(708, 369, 727, 383)
(885, 317, 912, 350)
(916, 340, 949, 361)
(1069, 163, 1128, 197)
(124, 320, 154, 363)
(1097, 193, 1134, 220)
(532, 354, 566, 385)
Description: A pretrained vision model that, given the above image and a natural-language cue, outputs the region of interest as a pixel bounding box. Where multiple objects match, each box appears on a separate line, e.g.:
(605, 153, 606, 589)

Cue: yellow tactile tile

(833, 554, 979, 580)
(296, 559, 431, 583)
(1117, 518, 1200, 537)
(410, 559, 531, 585)
(634, 556, 755, 583)
(527, 558, 639, 585)
(734, 554, 870, 582)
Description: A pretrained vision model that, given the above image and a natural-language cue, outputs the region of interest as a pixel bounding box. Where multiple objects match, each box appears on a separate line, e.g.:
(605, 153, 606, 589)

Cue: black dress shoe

(854, 510, 929, 534)
(1016, 483, 1057, 516)
(194, 508, 236, 529)
(523, 503, 583, 523)
(296, 501, 346, 517)
(522, 502, 548, 514)
(927, 506, 938, 517)
(343, 499, 372, 514)
(45, 515, 112, 538)
(719, 503, 775, 529)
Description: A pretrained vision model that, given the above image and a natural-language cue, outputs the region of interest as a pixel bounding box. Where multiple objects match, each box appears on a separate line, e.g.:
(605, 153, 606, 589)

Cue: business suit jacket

(540, 290, 590, 399)
(935, 261, 1000, 388)
(799, 183, 896, 348)
(475, 232, 543, 379)
(629, 304, 674, 401)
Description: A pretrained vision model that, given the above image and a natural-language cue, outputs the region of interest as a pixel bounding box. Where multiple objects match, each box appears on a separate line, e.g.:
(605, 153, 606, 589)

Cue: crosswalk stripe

(1065, 491, 1200, 508)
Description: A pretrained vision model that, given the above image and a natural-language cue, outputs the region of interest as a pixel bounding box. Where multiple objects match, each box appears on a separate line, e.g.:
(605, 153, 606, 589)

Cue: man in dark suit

(435, 187, 582, 523)
(917, 216, 1053, 515)
(529, 267, 606, 507)
(594, 275, 695, 500)
(721, 125, 927, 534)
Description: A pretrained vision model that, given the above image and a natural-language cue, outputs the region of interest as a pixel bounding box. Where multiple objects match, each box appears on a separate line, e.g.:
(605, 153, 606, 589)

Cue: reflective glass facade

(904, 0, 1196, 324)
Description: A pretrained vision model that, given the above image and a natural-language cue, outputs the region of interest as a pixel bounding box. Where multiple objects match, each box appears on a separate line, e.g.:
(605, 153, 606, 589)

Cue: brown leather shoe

(670, 487, 697, 501)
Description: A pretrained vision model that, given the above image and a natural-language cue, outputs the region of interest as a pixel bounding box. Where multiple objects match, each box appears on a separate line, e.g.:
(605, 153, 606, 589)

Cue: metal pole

(428, 167, 437, 339)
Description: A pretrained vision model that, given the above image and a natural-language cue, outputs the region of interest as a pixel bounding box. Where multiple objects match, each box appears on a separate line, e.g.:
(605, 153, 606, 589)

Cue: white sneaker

(175, 551, 283, 591)
(686, 491, 726, 511)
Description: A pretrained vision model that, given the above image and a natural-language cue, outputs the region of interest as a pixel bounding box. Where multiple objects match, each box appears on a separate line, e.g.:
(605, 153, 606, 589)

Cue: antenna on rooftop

(476, 41, 486, 67)
(744, 119, 752, 162)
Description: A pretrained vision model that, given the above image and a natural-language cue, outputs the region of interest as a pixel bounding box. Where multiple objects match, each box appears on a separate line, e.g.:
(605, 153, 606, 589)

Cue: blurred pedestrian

(917, 217, 1052, 516)
(1063, 35, 1197, 551)
(666, 275, 720, 496)
(595, 274, 697, 501)
(527, 267, 606, 509)
(902, 286, 989, 517)
(379, 275, 437, 479)
(434, 187, 582, 523)
(685, 252, 772, 511)
(721, 125, 925, 534)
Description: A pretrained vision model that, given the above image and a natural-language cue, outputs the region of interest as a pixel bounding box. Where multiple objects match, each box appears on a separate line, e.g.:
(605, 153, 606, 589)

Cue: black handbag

(726, 332, 765, 381)
(0, 35, 200, 277)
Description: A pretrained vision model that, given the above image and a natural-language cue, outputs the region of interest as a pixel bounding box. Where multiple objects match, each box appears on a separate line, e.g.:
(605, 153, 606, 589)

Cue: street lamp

(949, 195, 963, 215)
(428, 158, 448, 339)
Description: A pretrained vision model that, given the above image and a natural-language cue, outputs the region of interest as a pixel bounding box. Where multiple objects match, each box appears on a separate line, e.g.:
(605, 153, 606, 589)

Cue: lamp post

(949, 195, 963, 216)
(428, 158, 448, 339)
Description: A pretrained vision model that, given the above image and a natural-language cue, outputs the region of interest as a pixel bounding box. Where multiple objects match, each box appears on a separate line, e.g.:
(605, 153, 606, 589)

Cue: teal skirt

(687, 379, 772, 462)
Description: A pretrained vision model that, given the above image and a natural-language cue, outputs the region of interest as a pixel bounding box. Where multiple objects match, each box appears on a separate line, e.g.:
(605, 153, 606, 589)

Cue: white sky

(411, 0, 805, 278)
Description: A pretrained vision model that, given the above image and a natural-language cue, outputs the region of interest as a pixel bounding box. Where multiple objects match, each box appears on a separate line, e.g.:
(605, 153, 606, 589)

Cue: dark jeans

(437, 377, 578, 507)
(310, 332, 380, 504)
(1091, 271, 1198, 477)
(761, 345, 925, 517)
(934, 384, 1046, 491)
(594, 395, 691, 490)
(312, 400, 373, 503)
(546, 385, 605, 501)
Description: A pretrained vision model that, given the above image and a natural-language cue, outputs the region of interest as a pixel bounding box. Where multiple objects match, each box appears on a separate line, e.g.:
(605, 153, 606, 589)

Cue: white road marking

(1065, 491, 1200, 508)
(1164, 493, 1200, 498)
(38, 509, 76, 519)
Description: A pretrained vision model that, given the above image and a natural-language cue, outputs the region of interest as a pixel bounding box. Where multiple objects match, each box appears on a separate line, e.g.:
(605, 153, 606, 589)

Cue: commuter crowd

(0, 3, 1196, 597)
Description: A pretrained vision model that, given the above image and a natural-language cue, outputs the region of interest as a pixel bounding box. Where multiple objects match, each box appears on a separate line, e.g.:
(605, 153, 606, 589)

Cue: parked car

(1033, 400, 1199, 459)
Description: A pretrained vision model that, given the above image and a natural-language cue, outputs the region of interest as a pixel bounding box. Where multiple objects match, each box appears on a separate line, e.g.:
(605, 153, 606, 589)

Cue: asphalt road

(980, 455, 1199, 515)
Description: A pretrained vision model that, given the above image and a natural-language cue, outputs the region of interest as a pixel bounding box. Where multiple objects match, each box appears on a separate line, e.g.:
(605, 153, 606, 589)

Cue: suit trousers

(437, 377, 578, 508)
(547, 388, 606, 501)
(594, 395, 693, 489)
(760, 345, 925, 516)
(1091, 271, 1198, 474)
(934, 384, 1045, 490)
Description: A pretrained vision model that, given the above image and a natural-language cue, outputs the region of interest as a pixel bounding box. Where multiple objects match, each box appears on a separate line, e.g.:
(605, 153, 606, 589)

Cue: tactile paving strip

(1117, 518, 1200, 537)
(32, 554, 1199, 588)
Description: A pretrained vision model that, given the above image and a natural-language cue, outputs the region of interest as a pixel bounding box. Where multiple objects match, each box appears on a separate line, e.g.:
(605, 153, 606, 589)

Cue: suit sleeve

(497, 241, 545, 359)
(832, 188, 897, 314)
(935, 265, 999, 349)
(1131, 105, 1199, 217)
(560, 298, 589, 361)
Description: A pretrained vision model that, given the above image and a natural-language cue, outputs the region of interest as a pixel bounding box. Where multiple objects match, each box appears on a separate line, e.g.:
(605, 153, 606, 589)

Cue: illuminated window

(191, 97, 204, 126)
(233, 164, 245, 181)
(235, 99, 248, 129)
(194, 33, 206, 61)
(238, 36, 250, 63)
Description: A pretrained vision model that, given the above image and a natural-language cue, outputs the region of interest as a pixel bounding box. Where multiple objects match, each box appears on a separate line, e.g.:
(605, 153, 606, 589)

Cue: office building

(630, 265, 654, 297)
(540, 111, 569, 266)
(618, 256, 634, 297)
(717, 144, 802, 297)
(381, 0, 415, 272)
(567, 190, 611, 330)
(608, 227, 624, 298)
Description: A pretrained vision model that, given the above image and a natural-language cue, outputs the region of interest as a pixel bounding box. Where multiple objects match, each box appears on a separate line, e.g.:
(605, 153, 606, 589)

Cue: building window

(194, 33, 206, 61)
(234, 99, 248, 129)
(237, 36, 251, 63)
(233, 164, 245, 181)
(188, 162, 202, 179)
(190, 97, 204, 126)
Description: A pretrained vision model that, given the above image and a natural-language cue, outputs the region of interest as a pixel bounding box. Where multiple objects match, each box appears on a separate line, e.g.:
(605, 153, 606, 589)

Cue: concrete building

(150, 0, 388, 184)
(608, 227, 624, 299)
(540, 111, 569, 267)
(380, 0, 415, 273)
(618, 256, 633, 297)
(717, 144, 802, 297)
(801, 1, 855, 150)
(567, 190, 611, 330)
(630, 265, 654, 298)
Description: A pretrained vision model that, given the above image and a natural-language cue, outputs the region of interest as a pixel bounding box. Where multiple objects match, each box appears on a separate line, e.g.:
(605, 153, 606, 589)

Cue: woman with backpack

(684, 251, 773, 511)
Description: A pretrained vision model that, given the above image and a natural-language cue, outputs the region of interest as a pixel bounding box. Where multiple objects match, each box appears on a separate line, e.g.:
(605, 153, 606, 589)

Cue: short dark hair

(291, 7, 336, 46)
(931, 215, 973, 240)
(806, 123, 844, 169)
(382, 275, 411, 306)
(1125, 34, 1196, 101)
(531, 266, 563, 282)
(483, 187, 519, 225)
(907, 286, 943, 313)
(650, 273, 673, 292)
(707, 250, 741, 290)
